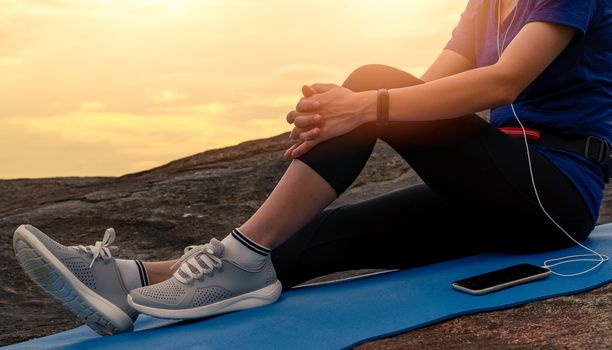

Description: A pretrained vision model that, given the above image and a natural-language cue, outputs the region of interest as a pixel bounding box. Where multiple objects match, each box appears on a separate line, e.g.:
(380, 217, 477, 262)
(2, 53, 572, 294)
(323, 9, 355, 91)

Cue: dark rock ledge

(1, 132, 610, 348)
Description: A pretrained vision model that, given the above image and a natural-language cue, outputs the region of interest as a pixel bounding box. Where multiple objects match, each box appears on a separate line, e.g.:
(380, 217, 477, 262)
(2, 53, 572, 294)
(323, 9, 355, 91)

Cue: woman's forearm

(359, 64, 517, 124)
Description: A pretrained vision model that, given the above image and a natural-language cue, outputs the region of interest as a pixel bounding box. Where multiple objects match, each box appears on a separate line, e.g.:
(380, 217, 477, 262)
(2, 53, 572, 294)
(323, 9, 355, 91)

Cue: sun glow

(0, 0, 465, 178)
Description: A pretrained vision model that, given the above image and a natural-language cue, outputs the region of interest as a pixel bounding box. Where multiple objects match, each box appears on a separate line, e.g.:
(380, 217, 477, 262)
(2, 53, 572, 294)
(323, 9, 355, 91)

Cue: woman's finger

(286, 110, 297, 124)
(290, 140, 318, 158)
(296, 98, 320, 113)
(293, 114, 321, 128)
(310, 83, 339, 93)
(283, 142, 301, 159)
(298, 127, 320, 142)
(286, 109, 314, 124)
(302, 85, 317, 97)
(290, 126, 307, 140)
(290, 125, 320, 141)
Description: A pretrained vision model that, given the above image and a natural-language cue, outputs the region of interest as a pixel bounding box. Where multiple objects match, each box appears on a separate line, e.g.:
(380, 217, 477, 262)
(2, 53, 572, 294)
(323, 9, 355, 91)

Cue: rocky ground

(1, 132, 611, 349)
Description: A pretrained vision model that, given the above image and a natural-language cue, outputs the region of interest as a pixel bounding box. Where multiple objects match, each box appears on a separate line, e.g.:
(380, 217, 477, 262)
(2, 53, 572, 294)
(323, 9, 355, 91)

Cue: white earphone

(496, 0, 608, 276)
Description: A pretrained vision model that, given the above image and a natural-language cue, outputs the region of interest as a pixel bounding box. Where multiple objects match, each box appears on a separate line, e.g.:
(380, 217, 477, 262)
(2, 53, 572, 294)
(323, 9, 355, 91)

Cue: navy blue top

(445, 0, 612, 223)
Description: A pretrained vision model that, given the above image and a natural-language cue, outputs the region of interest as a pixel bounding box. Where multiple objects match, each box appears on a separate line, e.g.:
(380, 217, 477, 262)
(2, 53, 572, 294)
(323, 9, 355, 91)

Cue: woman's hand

(284, 84, 375, 159)
(285, 84, 332, 142)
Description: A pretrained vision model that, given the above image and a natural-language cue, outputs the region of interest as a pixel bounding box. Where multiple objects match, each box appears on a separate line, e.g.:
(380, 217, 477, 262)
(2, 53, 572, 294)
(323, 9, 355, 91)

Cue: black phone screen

(453, 263, 550, 292)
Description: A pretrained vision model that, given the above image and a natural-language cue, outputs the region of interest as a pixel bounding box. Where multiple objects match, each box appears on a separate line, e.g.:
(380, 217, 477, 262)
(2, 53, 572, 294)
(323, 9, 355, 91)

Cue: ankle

(221, 228, 271, 269)
(237, 224, 278, 249)
(143, 260, 179, 285)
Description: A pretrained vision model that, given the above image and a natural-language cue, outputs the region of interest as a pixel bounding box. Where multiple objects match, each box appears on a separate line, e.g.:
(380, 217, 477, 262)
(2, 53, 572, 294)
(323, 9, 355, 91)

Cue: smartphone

(452, 263, 551, 295)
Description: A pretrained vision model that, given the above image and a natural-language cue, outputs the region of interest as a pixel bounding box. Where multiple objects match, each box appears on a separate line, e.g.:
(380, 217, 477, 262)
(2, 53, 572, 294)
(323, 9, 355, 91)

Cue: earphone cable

(497, 0, 608, 276)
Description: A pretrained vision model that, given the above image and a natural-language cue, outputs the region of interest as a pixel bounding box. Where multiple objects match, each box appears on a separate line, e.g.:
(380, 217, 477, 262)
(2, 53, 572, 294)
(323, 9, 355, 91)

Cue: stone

(1, 132, 610, 348)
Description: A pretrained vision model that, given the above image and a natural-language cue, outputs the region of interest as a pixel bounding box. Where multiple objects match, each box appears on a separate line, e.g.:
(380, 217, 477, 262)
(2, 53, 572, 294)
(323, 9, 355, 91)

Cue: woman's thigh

(339, 64, 593, 246)
(272, 184, 487, 289)
(377, 115, 594, 251)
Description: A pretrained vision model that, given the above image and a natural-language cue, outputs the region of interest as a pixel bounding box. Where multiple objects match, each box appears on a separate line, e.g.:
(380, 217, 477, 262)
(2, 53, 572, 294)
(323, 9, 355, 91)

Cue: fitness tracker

(376, 88, 389, 126)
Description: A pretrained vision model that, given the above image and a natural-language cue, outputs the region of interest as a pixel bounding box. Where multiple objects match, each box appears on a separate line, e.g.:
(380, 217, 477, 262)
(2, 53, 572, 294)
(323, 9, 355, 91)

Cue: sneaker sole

(13, 225, 134, 336)
(127, 280, 282, 319)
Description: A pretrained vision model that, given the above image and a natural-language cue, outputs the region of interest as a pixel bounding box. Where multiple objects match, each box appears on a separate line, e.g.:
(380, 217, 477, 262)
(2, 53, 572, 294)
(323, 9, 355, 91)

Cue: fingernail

(314, 115, 321, 121)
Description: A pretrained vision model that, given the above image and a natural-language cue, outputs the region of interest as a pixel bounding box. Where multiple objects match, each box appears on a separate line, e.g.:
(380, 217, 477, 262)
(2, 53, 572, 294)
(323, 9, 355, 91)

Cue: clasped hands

(284, 84, 374, 159)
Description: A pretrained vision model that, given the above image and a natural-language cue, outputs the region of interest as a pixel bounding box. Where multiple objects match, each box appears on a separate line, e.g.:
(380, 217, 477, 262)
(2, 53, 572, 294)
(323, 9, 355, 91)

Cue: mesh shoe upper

(17, 224, 139, 322)
(129, 239, 278, 311)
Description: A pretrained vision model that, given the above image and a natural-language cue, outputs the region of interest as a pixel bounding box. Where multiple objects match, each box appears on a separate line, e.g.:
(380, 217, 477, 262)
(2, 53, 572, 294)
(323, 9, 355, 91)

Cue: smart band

(376, 88, 389, 126)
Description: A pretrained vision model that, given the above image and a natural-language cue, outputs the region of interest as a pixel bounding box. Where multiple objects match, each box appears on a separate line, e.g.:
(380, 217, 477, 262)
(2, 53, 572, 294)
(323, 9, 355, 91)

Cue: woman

(13, 0, 611, 336)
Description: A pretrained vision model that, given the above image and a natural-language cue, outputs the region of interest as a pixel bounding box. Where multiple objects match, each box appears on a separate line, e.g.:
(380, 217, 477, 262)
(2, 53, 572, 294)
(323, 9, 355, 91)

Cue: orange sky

(0, 0, 466, 179)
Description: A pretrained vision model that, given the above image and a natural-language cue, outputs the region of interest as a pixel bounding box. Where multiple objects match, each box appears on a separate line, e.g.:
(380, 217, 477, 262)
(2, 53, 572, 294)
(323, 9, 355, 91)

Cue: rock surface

(1, 132, 611, 348)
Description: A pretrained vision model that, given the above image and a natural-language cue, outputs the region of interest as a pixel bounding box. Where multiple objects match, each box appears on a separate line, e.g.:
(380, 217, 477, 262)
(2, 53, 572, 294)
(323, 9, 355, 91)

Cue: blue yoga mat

(6, 224, 612, 350)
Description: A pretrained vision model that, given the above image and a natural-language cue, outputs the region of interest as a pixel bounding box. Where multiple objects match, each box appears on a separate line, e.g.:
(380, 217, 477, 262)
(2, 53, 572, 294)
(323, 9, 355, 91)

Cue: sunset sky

(1, 0, 466, 179)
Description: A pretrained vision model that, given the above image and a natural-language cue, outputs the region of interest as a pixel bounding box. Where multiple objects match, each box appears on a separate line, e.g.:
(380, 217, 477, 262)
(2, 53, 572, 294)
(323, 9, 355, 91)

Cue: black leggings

(271, 64, 594, 289)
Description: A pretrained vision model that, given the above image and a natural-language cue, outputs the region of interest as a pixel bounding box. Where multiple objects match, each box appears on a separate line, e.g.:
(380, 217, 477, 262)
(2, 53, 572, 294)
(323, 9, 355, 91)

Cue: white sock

(221, 228, 271, 269)
(115, 259, 149, 291)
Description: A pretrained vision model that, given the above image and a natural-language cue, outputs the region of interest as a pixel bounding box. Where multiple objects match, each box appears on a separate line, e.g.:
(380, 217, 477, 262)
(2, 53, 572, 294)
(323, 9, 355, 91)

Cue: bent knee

(342, 64, 422, 92)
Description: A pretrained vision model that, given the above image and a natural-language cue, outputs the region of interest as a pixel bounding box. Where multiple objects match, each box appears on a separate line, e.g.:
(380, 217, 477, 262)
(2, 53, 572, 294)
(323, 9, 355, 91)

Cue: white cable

(496, 0, 518, 59)
(497, 0, 608, 277)
(510, 104, 609, 276)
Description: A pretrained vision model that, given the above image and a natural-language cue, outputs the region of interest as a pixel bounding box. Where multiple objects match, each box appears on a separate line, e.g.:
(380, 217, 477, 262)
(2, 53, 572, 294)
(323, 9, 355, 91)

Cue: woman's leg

(306, 64, 593, 248)
(143, 64, 593, 289)
(272, 184, 486, 289)
(239, 160, 337, 248)
(137, 65, 424, 282)
(239, 65, 426, 248)
(272, 64, 594, 288)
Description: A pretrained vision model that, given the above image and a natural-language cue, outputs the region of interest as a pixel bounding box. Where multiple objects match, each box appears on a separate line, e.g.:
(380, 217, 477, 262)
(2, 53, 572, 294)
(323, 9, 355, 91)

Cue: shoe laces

(73, 228, 118, 268)
(170, 239, 223, 284)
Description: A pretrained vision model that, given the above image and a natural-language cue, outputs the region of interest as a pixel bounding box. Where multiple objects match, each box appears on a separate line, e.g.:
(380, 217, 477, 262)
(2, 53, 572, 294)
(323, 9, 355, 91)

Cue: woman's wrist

(355, 90, 378, 124)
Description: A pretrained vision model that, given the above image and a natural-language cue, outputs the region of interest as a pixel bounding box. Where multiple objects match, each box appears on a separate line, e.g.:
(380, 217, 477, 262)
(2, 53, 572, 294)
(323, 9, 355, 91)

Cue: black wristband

(376, 88, 389, 126)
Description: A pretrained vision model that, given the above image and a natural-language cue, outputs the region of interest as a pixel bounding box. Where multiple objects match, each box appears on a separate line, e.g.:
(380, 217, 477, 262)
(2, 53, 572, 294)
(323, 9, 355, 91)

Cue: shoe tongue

(176, 240, 224, 280)
(208, 238, 224, 256)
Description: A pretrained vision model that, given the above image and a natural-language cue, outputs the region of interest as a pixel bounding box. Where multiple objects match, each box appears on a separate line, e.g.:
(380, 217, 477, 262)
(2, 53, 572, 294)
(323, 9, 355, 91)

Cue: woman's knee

(342, 64, 423, 92)
(342, 64, 390, 90)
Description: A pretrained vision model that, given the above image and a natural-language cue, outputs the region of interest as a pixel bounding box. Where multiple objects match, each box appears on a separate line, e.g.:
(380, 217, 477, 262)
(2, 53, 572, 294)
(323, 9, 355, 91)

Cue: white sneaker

(128, 238, 282, 319)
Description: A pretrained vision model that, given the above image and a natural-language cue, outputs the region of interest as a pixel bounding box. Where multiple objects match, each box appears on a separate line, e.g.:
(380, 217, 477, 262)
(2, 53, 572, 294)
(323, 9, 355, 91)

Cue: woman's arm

(420, 49, 475, 82)
(286, 21, 577, 157)
(285, 49, 475, 144)
(377, 21, 577, 122)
